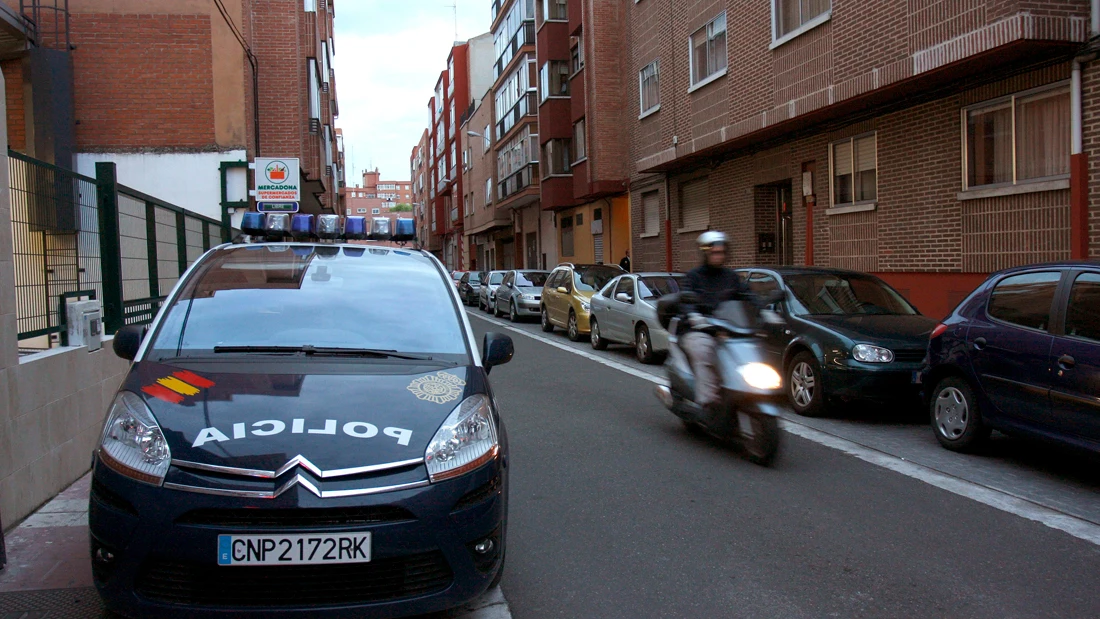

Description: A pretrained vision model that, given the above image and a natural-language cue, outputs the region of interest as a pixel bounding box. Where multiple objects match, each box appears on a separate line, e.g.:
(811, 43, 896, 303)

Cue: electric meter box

(66, 300, 102, 352)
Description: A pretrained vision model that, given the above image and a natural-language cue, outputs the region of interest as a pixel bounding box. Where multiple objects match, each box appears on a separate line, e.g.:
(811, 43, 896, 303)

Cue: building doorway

(776, 183, 794, 265)
(526, 232, 538, 269)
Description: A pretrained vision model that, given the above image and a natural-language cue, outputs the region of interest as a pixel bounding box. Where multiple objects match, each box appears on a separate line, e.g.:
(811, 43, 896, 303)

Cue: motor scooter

(654, 293, 786, 465)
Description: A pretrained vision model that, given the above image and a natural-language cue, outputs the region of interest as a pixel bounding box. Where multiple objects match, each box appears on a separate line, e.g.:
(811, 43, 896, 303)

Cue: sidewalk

(0, 474, 510, 618)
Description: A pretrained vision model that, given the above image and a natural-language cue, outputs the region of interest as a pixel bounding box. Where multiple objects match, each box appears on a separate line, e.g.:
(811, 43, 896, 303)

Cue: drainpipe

(1071, 60, 1086, 259)
(664, 174, 673, 272)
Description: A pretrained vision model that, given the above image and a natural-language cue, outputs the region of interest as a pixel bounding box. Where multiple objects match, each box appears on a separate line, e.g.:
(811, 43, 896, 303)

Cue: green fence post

(176, 211, 188, 277)
(144, 201, 159, 300)
(95, 162, 124, 334)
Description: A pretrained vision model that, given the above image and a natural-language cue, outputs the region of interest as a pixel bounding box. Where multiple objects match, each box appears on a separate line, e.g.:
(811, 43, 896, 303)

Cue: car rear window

(1065, 272, 1100, 342)
(489, 272, 505, 285)
(573, 266, 622, 292)
(987, 271, 1061, 331)
(147, 246, 469, 361)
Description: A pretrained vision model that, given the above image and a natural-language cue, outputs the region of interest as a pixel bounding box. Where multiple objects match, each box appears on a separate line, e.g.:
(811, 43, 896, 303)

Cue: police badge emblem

(407, 371, 466, 404)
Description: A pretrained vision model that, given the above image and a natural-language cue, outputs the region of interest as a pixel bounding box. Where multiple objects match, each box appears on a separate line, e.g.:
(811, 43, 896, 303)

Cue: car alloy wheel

(541, 308, 554, 332)
(791, 362, 815, 408)
(930, 376, 989, 452)
(591, 318, 607, 350)
(510, 302, 518, 323)
(568, 311, 582, 342)
(636, 324, 653, 364)
(788, 352, 825, 417)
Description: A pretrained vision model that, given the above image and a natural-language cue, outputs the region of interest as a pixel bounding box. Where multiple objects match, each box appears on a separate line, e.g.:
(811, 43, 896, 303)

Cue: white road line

(471, 311, 1100, 547)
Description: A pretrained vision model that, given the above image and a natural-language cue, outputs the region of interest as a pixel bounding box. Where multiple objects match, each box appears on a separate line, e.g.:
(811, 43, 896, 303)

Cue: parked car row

(461, 259, 1099, 457)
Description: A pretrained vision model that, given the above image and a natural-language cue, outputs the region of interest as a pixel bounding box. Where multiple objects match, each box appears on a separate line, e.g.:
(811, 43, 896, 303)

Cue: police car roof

(213, 242, 439, 269)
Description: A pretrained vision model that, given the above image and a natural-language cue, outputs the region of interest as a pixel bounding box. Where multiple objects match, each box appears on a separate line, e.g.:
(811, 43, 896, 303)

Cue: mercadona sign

(254, 158, 300, 202)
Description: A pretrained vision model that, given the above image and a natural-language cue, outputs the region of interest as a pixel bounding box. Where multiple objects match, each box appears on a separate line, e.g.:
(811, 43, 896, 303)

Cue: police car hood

(127, 361, 481, 471)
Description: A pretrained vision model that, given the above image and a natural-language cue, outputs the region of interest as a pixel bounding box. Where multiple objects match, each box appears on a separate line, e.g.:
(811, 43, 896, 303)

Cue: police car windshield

(147, 246, 470, 362)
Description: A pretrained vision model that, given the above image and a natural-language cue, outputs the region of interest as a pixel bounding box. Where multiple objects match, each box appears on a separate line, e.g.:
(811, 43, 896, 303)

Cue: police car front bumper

(89, 454, 507, 618)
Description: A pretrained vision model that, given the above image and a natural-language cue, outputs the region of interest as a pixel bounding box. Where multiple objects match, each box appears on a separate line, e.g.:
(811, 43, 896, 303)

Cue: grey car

(493, 270, 551, 321)
(478, 270, 508, 312)
(589, 272, 687, 363)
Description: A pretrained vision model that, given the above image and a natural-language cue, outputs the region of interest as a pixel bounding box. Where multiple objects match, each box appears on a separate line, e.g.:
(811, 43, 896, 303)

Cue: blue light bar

(291, 214, 314, 240)
(345, 216, 367, 240)
(392, 218, 416, 242)
(241, 212, 265, 236)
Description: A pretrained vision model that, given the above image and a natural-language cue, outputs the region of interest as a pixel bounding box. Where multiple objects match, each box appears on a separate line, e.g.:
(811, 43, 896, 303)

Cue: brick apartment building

(1, 0, 342, 225)
(411, 132, 440, 254)
(418, 33, 494, 270)
(626, 0, 1097, 319)
(535, 0, 631, 268)
(463, 88, 511, 270)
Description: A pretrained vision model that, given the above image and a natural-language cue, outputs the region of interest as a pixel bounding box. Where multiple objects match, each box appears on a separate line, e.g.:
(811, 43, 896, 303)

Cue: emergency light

(369, 217, 391, 240)
(241, 212, 265, 236)
(345, 216, 368, 240)
(316, 214, 342, 240)
(392, 218, 416, 242)
(264, 213, 290, 240)
(291, 214, 314, 240)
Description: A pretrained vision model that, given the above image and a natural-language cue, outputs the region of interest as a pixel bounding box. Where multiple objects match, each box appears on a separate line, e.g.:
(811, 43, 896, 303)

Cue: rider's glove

(687, 312, 707, 329)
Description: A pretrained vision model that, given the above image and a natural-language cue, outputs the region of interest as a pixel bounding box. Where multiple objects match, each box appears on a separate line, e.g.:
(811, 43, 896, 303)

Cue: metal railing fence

(9, 153, 233, 350)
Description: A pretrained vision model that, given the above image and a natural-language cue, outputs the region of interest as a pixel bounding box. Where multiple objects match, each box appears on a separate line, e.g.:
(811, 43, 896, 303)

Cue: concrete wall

(75, 150, 247, 221)
(0, 70, 130, 532)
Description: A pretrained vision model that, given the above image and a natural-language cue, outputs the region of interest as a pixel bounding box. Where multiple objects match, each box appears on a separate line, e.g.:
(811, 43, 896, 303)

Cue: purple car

(923, 261, 1100, 454)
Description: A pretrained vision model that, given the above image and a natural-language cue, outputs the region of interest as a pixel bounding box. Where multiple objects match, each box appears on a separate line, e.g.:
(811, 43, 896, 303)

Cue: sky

(333, 0, 491, 185)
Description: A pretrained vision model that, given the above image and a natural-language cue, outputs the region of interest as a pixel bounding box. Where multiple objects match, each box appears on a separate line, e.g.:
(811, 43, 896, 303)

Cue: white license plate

(217, 533, 371, 566)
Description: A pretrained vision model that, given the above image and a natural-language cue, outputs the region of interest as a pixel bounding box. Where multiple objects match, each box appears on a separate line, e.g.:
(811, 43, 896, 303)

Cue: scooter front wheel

(737, 411, 780, 466)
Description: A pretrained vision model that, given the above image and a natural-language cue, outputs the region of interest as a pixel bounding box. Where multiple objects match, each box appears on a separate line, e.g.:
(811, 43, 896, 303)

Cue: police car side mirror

(482, 332, 514, 375)
(113, 325, 146, 361)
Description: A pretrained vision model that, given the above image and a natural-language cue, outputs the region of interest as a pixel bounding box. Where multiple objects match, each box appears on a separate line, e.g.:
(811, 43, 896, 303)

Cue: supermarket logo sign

(254, 157, 300, 201)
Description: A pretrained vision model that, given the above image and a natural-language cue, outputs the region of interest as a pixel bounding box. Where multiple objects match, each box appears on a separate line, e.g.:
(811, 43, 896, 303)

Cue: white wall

(468, 32, 496, 105)
(76, 150, 248, 222)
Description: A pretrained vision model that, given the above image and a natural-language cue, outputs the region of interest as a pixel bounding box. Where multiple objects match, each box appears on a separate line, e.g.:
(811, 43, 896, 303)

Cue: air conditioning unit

(66, 300, 102, 352)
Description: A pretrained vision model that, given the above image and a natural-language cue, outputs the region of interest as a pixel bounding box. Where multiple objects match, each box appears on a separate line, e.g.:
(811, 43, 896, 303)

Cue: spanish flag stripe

(173, 370, 215, 389)
(157, 376, 201, 396)
(142, 384, 184, 404)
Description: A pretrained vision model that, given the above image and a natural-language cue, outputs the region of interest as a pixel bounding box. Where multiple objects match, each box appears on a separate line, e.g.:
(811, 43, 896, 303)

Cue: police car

(89, 213, 513, 618)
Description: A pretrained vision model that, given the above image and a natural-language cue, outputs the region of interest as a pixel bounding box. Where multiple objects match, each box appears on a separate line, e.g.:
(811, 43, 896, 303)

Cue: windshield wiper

(213, 345, 438, 362)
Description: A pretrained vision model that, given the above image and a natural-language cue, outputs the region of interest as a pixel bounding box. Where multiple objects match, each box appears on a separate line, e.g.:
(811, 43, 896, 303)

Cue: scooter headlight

(739, 363, 782, 390)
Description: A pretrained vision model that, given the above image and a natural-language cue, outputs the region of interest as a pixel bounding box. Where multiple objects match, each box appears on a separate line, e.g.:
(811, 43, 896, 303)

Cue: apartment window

(542, 0, 567, 21)
(357, 208, 367, 214)
(690, 13, 727, 88)
(539, 61, 570, 102)
(679, 179, 709, 231)
(486, 178, 493, 205)
(561, 215, 575, 256)
(642, 191, 660, 236)
(831, 133, 877, 206)
(542, 139, 572, 177)
(304, 0, 316, 11)
(308, 59, 321, 119)
(463, 148, 470, 169)
(483, 124, 491, 149)
(571, 35, 585, 74)
(372, 208, 381, 215)
(965, 85, 1070, 189)
(774, 0, 830, 41)
(573, 119, 587, 163)
(639, 60, 660, 116)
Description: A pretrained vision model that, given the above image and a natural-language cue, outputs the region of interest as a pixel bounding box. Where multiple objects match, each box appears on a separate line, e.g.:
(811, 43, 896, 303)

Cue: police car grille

(176, 506, 415, 528)
(136, 551, 452, 606)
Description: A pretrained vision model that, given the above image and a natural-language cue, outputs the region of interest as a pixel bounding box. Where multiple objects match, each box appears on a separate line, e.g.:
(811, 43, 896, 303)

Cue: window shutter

(834, 142, 852, 176)
(643, 192, 660, 235)
(855, 136, 876, 172)
(680, 179, 709, 231)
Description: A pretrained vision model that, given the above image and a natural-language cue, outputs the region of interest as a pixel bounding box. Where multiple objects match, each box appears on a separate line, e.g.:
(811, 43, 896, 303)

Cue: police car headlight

(424, 395, 499, 482)
(739, 363, 782, 391)
(97, 391, 172, 486)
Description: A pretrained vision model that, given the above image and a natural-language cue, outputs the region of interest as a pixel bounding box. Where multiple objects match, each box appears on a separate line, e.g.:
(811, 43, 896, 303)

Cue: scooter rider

(680, 231, 750, 420)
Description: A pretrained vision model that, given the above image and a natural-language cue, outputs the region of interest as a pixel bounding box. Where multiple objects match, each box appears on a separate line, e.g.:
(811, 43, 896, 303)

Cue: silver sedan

(478, 270, 508, 312)
(493, 270, 551, 321)
(588, 272, 687, 363)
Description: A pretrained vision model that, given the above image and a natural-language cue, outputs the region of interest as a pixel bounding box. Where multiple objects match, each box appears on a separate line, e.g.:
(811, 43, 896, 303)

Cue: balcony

(498, 163, 538, 203)
(496, 92, 538, 143)
(494, 21, 535, 79)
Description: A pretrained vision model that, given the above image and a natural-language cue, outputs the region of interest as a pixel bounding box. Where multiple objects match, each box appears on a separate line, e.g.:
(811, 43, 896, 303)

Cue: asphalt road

(470, 313, 1100, 619)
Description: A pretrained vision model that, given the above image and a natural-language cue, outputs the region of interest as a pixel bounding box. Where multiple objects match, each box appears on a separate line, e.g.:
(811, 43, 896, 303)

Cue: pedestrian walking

(619, 250, 631, 272)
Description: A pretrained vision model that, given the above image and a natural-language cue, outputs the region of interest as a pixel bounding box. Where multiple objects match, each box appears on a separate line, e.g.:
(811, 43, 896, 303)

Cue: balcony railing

(496, 91, 537, 142)
(451, 207, 459, 223)
(494, 21, 535, 79)
(498, 162, 538, 202)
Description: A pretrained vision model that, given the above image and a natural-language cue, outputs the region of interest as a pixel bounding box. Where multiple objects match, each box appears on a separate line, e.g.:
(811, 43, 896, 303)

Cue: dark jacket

(683, 264, 749, 316)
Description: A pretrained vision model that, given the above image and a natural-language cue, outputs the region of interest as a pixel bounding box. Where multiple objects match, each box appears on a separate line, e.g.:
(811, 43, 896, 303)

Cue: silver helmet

(697, 230, 728, 250)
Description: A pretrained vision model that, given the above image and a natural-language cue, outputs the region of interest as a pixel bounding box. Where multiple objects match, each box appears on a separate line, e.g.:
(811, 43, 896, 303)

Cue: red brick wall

(2, 59, 24, 152)
(69, 13, 216, 150)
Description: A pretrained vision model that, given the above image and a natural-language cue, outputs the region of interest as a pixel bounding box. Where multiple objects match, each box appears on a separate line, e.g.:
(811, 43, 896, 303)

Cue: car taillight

(931, 323, 948, 339)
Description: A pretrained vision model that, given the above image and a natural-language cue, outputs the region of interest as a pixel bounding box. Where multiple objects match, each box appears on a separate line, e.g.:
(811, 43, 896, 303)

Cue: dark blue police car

(89, 214, 514, 618)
